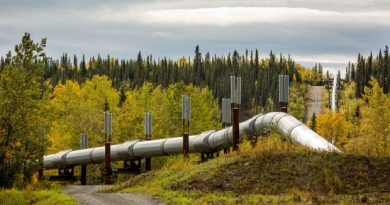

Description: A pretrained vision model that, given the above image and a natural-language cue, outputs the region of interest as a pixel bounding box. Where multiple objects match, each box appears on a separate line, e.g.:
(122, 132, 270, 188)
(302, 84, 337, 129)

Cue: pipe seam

(89, 148, 95, 163)
(62, 150, 72, 168)
(260, 114, 266, 129)
(249, 114, 263, 134)
(269, 113, 279, 126)
(287, 123, 305, 138)
(203, 131, 215, 151)
(129, 141, 138, 157)
(160, 139, 169, 155)
(274, 113, 290, 127)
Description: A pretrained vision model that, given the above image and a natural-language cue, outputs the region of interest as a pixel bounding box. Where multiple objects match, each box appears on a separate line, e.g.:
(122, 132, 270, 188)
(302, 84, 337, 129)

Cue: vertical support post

(80, 133, 88, 185)
(280, 102, 288, 113)
(231, 76, 241, 151)
(182, 95, 190, 158)
(278, 75, 289, 113)
(81, 165, 86, 185)
(104, 111, 112, 185)
(104, 142, 111, 185)
(38, 168, 43, 182)
(145, 112, 152, 171)
(183, 133, 189, 157)
(232, 107, 239, 151)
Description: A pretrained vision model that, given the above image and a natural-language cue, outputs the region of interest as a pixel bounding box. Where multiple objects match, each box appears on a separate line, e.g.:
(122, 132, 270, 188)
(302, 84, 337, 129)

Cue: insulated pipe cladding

(331, 74, 339, 111)
(43, 112, 341, 170)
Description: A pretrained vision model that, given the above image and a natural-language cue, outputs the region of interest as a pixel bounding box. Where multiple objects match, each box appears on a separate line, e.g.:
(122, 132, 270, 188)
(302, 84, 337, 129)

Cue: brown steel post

(145, 134, 151, 171)
(232, 107, 239, 151)
(38, 168, 43, 182)
(183, 133, 189, 158)
(80, 133, 88, 185)
(183, 119, 190, 158)
(280, 102, 288, 113)
(81, 165, 86, 185)
(104, 142, 111, 185)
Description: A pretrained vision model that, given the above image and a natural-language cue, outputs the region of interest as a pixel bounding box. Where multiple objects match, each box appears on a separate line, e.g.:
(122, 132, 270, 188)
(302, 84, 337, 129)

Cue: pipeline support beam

(232, 107, 239, 151)
(104, 142, 111, 185)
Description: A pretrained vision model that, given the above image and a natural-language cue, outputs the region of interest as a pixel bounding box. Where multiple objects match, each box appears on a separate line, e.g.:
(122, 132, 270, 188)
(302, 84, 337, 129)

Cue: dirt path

(305, 86, 324, 120)
(63, 185, 164, 205)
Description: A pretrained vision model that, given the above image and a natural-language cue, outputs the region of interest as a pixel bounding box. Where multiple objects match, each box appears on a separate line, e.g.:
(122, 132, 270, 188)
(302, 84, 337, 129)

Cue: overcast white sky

(1, 0, 390, 75)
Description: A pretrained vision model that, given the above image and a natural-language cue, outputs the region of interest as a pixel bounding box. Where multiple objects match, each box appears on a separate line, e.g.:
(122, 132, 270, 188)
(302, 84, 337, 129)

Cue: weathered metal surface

(279, 75, 289, 103)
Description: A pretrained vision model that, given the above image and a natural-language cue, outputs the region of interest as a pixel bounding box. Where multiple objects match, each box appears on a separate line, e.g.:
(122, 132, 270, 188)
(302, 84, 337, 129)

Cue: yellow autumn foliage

(345, 77, 390, 156)
(316, 108, 352, 148)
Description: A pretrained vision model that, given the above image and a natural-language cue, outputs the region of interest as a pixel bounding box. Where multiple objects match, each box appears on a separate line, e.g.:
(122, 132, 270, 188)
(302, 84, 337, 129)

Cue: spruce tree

(310, 113, 317, 131)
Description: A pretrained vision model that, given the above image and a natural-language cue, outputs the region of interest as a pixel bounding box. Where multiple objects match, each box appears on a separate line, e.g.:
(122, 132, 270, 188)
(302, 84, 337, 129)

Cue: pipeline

(331, 74, 338, 111)
(43, 112, 340, 170)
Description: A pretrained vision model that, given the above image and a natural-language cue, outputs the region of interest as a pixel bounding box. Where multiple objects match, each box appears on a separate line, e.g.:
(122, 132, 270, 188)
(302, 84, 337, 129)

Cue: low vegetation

(112, 134, 390, 204)
(0, 184, 76, 205)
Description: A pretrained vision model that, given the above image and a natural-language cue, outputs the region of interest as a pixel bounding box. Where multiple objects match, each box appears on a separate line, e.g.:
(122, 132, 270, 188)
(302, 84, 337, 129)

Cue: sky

(1, 0, 390, 75)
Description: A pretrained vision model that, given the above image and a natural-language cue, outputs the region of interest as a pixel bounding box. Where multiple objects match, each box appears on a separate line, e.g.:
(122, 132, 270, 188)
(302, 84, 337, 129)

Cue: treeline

(0, 46, 306, 117)
(345, 45, 390, 97)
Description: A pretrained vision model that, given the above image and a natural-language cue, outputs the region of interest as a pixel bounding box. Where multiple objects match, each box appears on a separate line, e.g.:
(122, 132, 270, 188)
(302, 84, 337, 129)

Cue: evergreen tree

(80, 54, 87, 80)
(119, 85, 127, 107)
(194, 45, 202, 84)
(310, 113, 317, 131)
(349, 46, 390, 96)
(345, 62, 351, 82)
(0, 57, 4, 71)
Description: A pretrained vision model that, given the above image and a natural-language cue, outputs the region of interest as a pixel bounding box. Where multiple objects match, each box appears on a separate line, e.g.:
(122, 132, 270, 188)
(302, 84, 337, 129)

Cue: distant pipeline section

(44, 112, 341, 169)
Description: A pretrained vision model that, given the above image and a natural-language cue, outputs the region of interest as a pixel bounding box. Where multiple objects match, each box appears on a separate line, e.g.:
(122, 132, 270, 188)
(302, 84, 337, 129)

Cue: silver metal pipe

(331, 74, 338, 111)
(43, 112, 340, 169)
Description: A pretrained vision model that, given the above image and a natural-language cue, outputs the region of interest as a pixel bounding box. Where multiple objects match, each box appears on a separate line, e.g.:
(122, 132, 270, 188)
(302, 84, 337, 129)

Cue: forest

(1, 44, 325, 119)
(345, 46, 390, 97)
(0, 33, 389, 193)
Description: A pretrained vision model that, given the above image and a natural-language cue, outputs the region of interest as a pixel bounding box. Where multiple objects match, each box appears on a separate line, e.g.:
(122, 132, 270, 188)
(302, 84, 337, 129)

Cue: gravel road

(306, 86, 324, 120)
(63, 185, 164, 205)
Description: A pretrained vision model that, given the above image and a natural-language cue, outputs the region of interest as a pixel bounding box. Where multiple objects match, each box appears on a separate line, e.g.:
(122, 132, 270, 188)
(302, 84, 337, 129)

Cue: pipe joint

(119, 140, 139, 159)
(249, 113, 263, 134)
(160, 139, 169, 156)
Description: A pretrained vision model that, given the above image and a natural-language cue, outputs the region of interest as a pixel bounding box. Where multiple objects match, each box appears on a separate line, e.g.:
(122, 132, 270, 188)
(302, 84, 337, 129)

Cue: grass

(111, 134, 390, 204)
(0, 183, 76, 205)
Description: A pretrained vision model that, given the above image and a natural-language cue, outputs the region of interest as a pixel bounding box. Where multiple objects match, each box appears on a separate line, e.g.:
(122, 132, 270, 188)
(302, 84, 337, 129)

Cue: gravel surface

(306, 85, 324, 120)
(63, 185, 164, 205)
